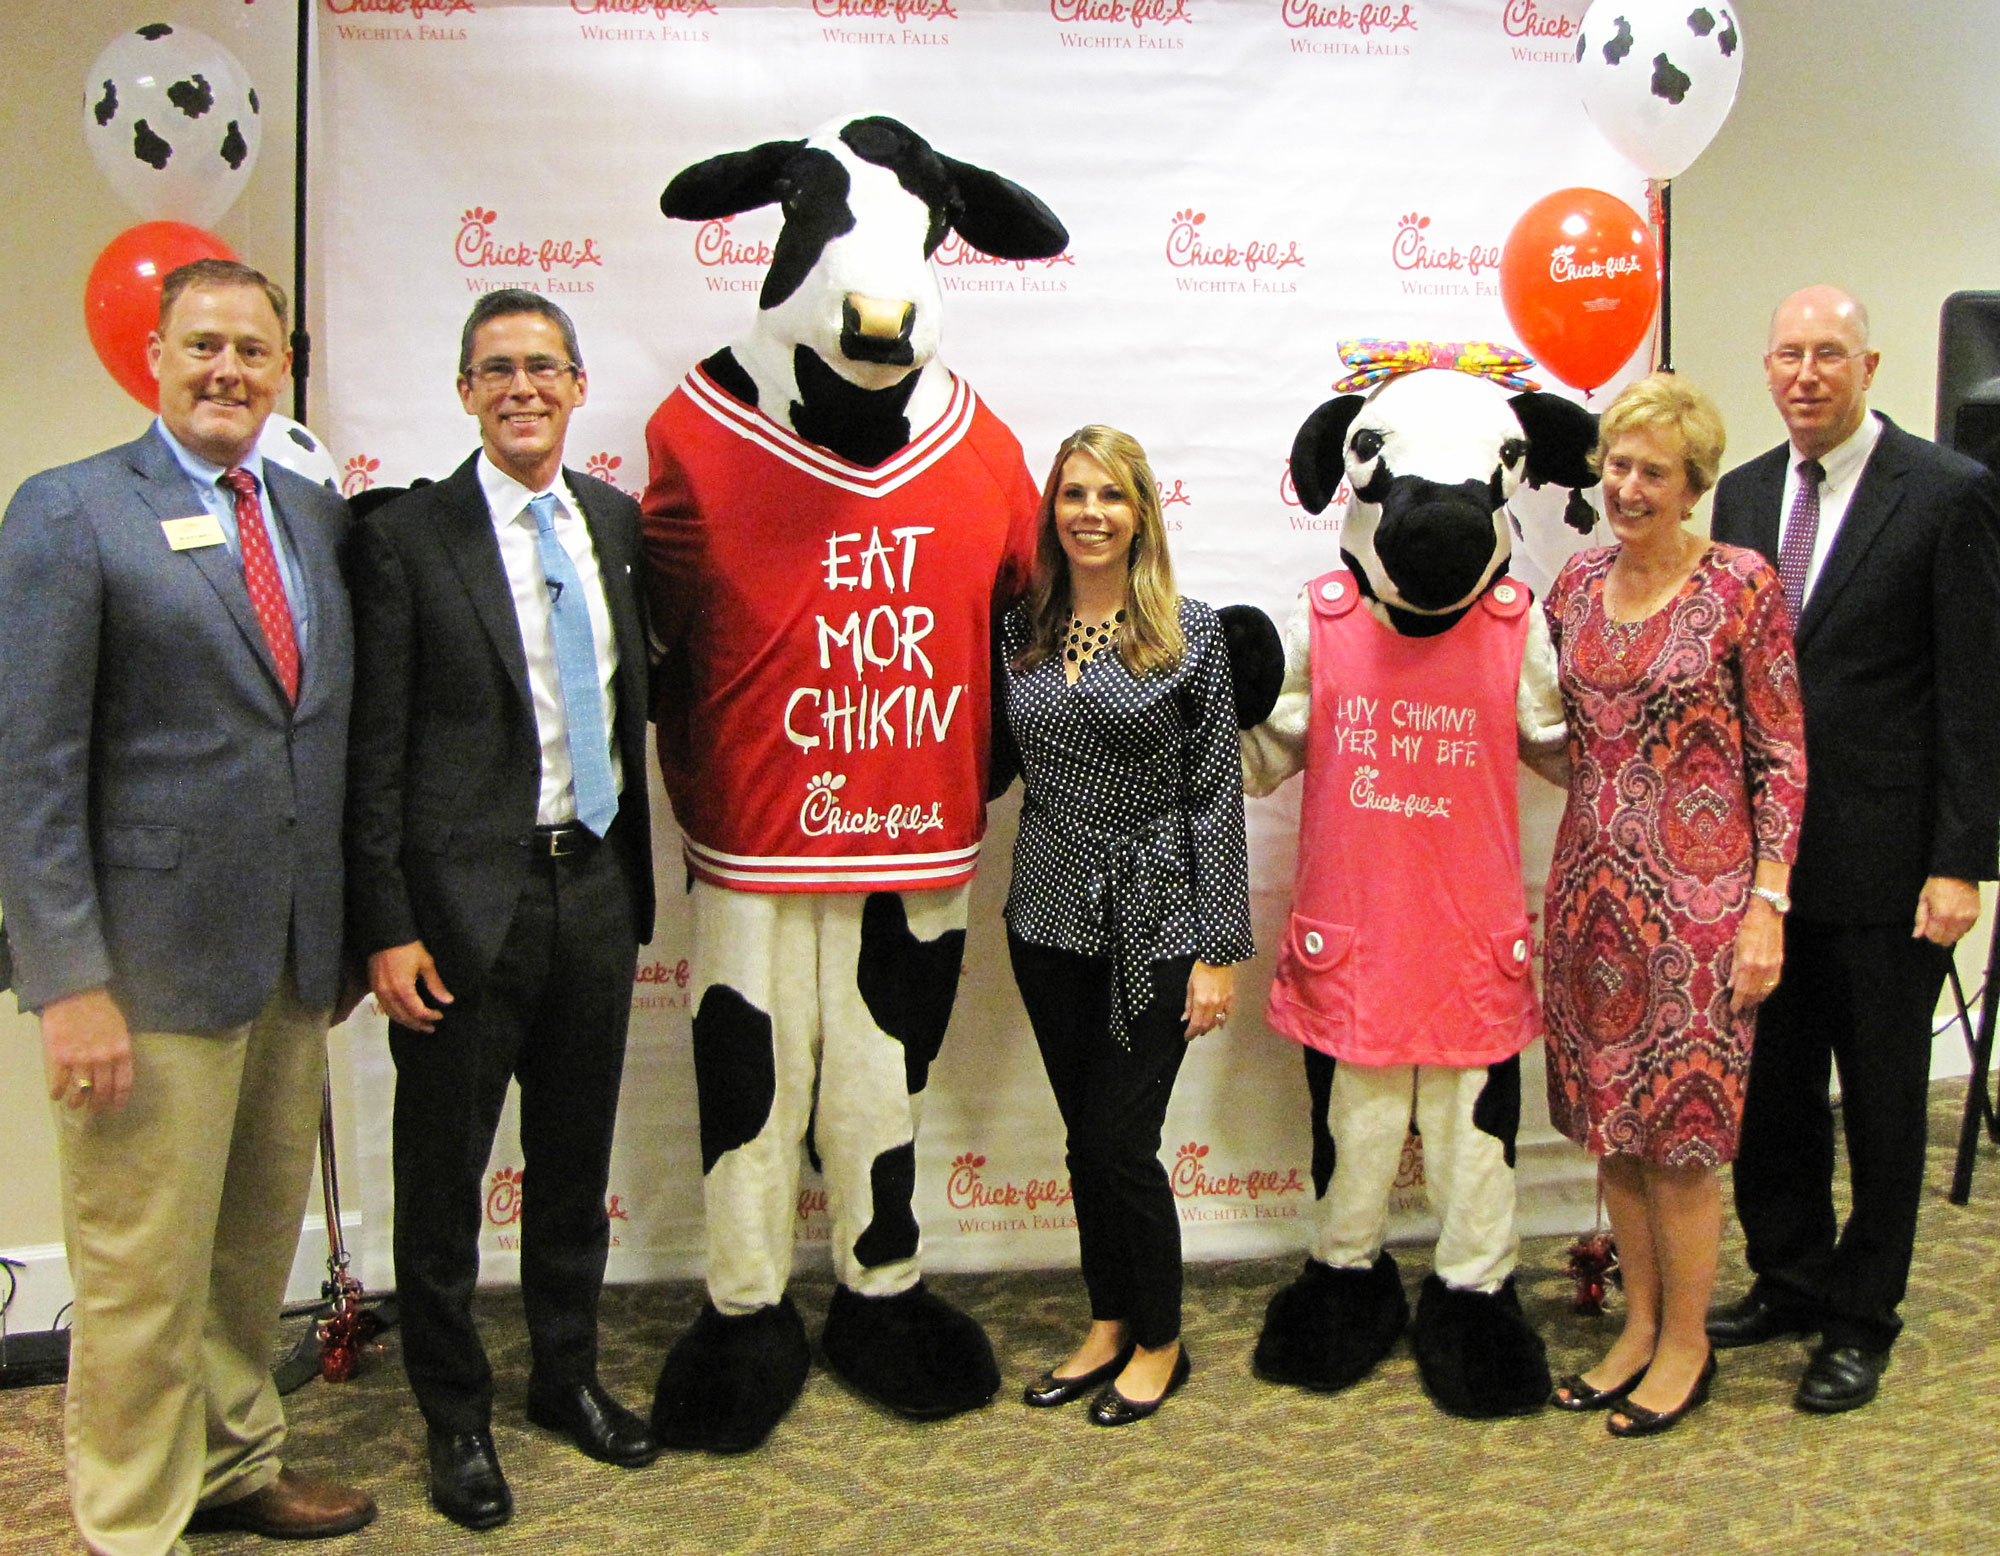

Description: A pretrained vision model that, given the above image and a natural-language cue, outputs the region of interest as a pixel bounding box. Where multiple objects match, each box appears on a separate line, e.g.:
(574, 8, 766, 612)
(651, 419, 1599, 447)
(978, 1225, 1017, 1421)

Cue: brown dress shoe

(186, 1467, 377, 1539)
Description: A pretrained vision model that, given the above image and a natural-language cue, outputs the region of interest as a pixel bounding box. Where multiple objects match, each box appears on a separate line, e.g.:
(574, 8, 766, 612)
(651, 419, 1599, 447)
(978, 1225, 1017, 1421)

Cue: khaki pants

(53, 971, 328, 1556)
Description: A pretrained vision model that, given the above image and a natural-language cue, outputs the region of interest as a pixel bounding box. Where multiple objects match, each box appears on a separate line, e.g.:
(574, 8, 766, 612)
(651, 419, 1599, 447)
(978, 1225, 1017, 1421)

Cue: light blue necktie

(528, 493, 618, 837)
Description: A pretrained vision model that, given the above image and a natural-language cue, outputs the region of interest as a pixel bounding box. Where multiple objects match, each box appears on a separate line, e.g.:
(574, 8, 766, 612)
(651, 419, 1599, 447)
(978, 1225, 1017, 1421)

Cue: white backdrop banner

(315, 0, 1649, 1292)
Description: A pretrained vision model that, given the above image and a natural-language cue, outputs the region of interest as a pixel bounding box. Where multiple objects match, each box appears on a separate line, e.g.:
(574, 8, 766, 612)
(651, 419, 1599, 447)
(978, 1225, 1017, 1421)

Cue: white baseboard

(1, 1214, 365, 1337)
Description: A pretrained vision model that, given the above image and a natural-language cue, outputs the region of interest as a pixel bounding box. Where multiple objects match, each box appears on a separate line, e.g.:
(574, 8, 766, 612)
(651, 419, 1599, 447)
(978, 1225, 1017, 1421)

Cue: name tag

(162, 515, 227, 551)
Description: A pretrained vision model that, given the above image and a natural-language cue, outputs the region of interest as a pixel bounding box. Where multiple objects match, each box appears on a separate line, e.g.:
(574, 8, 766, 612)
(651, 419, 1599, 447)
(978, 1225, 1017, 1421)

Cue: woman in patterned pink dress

(1542, 375, 1806, 1437)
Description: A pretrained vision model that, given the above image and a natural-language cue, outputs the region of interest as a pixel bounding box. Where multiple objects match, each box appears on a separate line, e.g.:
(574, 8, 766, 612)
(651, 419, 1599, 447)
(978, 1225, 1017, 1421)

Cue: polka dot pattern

(1002, 596, 1254, 990)
(221, 467, 300, 703)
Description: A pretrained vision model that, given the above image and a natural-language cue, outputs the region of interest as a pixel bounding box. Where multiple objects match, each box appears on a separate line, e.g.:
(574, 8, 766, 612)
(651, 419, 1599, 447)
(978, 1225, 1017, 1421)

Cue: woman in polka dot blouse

(1000, 425, 1253, 1426)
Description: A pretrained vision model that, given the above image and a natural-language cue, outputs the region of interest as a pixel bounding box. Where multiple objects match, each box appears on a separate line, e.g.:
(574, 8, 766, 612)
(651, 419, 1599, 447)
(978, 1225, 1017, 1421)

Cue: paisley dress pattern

(1542, 543, 1806, 1167)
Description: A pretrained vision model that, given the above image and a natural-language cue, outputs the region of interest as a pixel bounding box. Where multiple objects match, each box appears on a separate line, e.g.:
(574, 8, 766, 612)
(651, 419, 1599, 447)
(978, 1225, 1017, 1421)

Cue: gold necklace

(1064, 607, 1126, 668)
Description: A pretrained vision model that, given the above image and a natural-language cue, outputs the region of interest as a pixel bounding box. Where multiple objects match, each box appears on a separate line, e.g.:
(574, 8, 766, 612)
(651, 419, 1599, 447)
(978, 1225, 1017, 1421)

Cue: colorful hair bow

(1331, 339, 1541, 395)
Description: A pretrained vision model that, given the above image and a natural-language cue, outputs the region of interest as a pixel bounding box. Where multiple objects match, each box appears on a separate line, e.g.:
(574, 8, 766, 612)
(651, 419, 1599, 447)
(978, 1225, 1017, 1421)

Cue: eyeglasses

(1767, 345, 1863, 371)
(466, 355, 578, 389)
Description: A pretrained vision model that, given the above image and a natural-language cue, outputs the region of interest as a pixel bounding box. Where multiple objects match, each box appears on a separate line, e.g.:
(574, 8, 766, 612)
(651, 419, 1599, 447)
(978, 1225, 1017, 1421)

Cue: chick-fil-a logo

(340, 455, 379, 497)
(573, 0, 715, 16)
(1280, 460, 1353, 512)
(934, 232, 1076, 272)
(694, 218, 774, 269)
(1157, 477, 1191, 509)
(1170, 1142, 1308, 1201)
(1166, 209, 1304, 273)
(1280, 0, 1415, 32)
(456, 207, 605, 273)
(946, 1153, 1074, 1213)
(585, 452, 632, 493)
(326, 0, 473, 14)
(812, 0, 957, 20)
(1049, 0, 1191, 27)
(1500, 0, 1574, 37)
(1549, 243, 1645, 283)
(1391, 213, 1500, 276)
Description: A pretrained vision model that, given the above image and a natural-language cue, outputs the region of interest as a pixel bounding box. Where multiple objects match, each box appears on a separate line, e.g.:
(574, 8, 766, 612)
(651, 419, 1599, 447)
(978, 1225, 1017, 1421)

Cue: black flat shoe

(1088, 1347, 1191, 1427)
(1023, 1346, 1134, 1408)
(1607, 1351, 1716, 1439)
(427, 1428, 512, 1531)
(1551, 1363, 1648, 1412)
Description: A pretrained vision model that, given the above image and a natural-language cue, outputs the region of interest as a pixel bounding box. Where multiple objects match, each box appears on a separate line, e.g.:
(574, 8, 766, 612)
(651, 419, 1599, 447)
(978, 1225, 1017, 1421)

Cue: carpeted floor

(7, 1083, 2000, 1556)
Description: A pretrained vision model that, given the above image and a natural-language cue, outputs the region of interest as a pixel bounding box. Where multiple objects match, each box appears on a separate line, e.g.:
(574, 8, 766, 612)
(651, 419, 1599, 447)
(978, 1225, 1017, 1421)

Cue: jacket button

(1513, 938, 1528, 962)
(1304, 930, 1324, 955)
(1493, 582, 1517, 605)
(1320, 580, 1343, 602)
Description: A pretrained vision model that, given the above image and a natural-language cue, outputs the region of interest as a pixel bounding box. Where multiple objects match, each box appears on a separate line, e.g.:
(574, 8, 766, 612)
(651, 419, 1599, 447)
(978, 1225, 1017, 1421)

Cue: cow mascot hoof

(821, 1281, 1001, 1420)
(1253, 1252, 1410, 1392)
(1410, 1274, 1551, 1419)
(651, 1296, 812, 1454)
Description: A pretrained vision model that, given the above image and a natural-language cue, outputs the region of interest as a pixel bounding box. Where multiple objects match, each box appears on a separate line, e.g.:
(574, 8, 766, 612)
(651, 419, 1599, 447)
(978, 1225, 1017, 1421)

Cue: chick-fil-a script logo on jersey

(456, 208, 605, 275)
(326, 0, 473, 14)
(1280, 0, 1415, 32)
(1391, 213, 1500, 277)
(573, 0, 716, 16)
(1049, 0, 1192, 29)
(1166, 209, 1304, 293)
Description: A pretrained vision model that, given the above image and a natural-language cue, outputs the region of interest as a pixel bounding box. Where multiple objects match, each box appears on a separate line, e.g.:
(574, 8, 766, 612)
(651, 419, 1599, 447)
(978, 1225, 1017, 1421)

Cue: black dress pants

(1008, 933, 1193, 1350)
(1734, 916, 1950, 1352)
(390, 833, 640, 1433)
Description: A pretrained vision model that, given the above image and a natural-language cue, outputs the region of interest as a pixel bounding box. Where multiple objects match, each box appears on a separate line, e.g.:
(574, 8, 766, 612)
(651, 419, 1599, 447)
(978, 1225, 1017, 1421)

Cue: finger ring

(74, 1078, 94, 1092)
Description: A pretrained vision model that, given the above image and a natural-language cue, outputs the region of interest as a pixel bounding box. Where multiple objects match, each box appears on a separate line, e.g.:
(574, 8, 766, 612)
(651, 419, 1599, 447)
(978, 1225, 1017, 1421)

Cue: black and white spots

(84, 23, 263, 226)
(1574, 5, 1744, 180)
(856, 891, 965, 1096)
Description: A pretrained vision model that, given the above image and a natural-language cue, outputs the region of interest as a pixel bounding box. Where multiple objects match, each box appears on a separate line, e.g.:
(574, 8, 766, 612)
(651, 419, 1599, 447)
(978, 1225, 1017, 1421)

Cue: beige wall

(4, 0, 1999, 1262)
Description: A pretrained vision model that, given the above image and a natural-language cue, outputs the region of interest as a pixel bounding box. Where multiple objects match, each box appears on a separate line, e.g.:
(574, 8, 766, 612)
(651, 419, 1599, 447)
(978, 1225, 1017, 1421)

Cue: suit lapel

(123, 431, 291, 701)
(1738, 447, 1787, 562)
(435, 456, 535, 714)
(264, 469, 340, 714)
(1797, 417, 1909, 648)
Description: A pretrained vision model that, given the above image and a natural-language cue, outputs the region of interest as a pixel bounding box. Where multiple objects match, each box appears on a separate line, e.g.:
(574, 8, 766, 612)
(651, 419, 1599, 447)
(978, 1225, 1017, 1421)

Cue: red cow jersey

(643, 365, 1039, 892)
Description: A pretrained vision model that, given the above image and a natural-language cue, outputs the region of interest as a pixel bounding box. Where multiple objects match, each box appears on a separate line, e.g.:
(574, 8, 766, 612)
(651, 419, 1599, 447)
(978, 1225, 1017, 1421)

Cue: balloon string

(1647, 178, 1668, 373)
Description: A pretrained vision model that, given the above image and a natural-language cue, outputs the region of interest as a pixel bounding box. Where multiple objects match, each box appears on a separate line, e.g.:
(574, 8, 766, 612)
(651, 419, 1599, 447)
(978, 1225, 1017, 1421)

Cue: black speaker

(1937, 291, 2000, 469)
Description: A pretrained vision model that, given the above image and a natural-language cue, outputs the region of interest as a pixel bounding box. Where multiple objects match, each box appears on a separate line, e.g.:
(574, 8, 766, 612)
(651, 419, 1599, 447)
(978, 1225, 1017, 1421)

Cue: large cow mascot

(639, 114, 1068, 1451)
(1243, 341, 1597, 1417)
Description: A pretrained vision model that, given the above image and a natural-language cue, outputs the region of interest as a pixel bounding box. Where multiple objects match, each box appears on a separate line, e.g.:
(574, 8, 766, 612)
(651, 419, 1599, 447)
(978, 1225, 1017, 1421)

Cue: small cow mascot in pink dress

(639, 115, 1067, 1451)
(1243, 342, 1596, 1417)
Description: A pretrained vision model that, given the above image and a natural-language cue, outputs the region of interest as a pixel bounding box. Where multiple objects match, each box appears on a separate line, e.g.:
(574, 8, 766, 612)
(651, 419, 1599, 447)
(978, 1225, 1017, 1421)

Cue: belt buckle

(547, 825, 579, 858)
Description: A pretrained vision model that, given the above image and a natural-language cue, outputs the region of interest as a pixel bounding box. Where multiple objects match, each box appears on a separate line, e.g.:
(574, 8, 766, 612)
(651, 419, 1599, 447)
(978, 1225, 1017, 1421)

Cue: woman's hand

(1183, 961, 1233, 1041)
(1729, 899, 1785, 1012)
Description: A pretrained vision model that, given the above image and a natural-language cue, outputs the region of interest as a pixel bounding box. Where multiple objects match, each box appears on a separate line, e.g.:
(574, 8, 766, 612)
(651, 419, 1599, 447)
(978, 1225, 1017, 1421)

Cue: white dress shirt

(1782, 409, 1883, 609)
(476, 454, 623, 825)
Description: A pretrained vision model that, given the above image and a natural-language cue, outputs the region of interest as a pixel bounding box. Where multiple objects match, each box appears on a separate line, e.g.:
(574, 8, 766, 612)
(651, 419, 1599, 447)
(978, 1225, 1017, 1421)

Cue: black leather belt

(529, 822, 597, 858)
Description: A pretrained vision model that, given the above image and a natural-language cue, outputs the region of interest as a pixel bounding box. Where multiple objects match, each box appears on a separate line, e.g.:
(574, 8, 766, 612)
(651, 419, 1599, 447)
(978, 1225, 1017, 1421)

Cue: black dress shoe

(1022, 1346, 1134, 1408)
(1088, 1347, 1191, 1427)
(427, 1429, 511, 1531)
(1607, 1351, 1716, 1439)
(527, 1377, 662, 1467)
(1551, 1362, 1647, 1412)
(1795, 1342, 1889, 1414)
(1705, 1290, 1815, 1349)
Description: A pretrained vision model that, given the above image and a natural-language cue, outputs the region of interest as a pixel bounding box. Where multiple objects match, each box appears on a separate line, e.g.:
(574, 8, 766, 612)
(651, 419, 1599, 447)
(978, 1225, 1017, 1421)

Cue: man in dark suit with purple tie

(1706, 285, 2000, 1412)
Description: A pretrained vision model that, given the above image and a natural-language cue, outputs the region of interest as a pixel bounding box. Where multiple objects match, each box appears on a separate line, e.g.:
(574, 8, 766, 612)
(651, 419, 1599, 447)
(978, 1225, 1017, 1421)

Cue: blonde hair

(1014, 425, 1184, 677)
(1591, 371, 1727, 496)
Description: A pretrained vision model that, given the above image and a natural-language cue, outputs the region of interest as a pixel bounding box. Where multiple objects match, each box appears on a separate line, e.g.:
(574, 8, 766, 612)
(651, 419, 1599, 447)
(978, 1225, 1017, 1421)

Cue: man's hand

(1914, 876, 1982, 947)
(369, 941, 454, 1033)
(43, 988, 134, 1113)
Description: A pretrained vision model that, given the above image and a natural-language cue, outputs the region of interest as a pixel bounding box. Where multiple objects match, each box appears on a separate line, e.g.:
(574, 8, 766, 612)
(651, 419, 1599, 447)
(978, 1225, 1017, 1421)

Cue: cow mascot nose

(636, 114, 1066, 1454)
(1240, 341, 1599, 1419)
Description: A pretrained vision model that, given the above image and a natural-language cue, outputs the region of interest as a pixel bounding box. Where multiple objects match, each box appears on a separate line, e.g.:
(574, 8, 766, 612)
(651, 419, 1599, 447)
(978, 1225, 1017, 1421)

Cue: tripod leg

(1949, 934, 2000, 1205)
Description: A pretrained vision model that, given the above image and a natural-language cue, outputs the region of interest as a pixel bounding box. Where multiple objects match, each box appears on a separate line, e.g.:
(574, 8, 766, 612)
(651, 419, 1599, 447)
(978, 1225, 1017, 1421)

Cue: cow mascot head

(639, 116, 1066, 1453)
(1243, 341, 1596, 1420)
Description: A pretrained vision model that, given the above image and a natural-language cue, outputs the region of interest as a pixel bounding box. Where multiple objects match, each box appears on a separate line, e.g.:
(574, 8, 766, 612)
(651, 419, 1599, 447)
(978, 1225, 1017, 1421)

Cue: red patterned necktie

(220, 467, 300, 703)
(1777, 457, 1824, 623)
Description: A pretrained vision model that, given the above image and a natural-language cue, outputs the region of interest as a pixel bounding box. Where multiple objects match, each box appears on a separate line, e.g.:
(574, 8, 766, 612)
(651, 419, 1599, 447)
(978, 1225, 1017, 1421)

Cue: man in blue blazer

(344, 290, 657, 1529)
(0, 260, 374, 1552)
(1707, 285, 2000, 1412)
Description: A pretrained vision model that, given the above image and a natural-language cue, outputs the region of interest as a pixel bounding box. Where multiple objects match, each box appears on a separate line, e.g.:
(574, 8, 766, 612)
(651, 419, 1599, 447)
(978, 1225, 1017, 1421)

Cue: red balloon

(1499, 189, 1659, 395)
(84, 222, 239, 411)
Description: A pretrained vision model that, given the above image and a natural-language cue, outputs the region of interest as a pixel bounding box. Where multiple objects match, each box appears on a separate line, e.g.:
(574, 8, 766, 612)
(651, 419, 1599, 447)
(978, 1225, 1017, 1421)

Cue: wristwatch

(1751, 885, 1791, 914)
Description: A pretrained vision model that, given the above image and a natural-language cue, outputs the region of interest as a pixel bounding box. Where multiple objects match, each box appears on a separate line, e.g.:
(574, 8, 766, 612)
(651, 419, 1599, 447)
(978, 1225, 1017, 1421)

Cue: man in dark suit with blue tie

(1707, 285, 2000, 1412)
(344, 290, 657, 1529)
(0, 259, 375, 1554)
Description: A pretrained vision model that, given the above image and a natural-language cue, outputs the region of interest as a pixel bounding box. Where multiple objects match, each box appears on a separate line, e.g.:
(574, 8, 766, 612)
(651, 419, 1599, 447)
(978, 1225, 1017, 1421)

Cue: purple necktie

(1777, 457, 1824, 623)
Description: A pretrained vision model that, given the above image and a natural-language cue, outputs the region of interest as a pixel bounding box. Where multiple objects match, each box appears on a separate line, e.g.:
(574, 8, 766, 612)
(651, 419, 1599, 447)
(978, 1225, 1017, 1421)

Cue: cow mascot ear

(1289, 395, 1368, 515)
(938, 156, 1069, 261)
(660, 139, 807, 221)
(1508, 390, 1601, 535)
